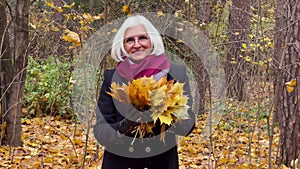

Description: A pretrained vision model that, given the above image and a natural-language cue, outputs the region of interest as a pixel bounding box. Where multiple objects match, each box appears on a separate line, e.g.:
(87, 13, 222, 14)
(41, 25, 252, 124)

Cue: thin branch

(4, 0, 13, 19)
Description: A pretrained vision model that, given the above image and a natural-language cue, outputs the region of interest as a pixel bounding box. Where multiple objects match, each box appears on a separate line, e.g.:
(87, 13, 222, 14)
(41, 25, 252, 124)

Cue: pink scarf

(116, 54, 171, 81)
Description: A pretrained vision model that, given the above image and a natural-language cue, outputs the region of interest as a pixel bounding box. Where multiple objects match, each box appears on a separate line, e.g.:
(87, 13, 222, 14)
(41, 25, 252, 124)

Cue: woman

(94, 15, 195, 169)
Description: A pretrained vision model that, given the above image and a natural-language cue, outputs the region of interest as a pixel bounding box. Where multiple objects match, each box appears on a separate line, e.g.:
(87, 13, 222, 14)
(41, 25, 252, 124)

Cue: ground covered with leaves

(0, 108, 282, 169)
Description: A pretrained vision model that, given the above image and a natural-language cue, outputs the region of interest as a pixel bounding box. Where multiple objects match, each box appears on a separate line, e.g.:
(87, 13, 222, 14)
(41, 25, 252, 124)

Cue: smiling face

(123, 24, 152, 63)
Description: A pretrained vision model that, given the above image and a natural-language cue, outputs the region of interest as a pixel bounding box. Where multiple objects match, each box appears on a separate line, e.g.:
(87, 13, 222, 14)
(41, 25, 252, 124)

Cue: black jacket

(94, 64, 195, 169)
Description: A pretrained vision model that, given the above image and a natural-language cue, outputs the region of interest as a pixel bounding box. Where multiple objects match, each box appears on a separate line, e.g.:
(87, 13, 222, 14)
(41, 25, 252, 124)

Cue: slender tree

(0, 0, 12, 145)
(273, 0, 300, 167)
(193, 0, 211, 114)
(1, 0, 30, 146)
(225, 0, 251, 101)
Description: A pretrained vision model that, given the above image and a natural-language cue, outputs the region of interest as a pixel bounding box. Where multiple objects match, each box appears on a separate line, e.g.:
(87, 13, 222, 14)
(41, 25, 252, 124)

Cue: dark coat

(94, 64, 195, 169)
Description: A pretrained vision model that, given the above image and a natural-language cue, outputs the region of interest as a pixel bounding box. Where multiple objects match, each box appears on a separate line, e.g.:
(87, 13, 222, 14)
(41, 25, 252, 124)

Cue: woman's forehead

(124, 24, 148, 38)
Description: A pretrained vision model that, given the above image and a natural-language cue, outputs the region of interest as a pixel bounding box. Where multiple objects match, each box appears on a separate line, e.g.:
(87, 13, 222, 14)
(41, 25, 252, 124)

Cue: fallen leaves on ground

(0, 117, 103, 169)
(0, 107, 282, 169)
(178, 108, 281, 169)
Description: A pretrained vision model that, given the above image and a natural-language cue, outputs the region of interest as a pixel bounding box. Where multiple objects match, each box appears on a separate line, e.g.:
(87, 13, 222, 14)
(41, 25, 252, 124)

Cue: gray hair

(111, 15, 165, 62)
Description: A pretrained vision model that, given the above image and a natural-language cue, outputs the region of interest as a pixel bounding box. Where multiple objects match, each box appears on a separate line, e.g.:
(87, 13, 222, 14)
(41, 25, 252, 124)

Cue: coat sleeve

(93, 70, 123, 146)
(169, 64, 196, 136)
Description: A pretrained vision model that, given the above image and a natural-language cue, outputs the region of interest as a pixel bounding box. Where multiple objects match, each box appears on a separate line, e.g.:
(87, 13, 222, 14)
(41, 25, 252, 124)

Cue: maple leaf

(158, 113, 173, 125)
(107, 82, 130, 104)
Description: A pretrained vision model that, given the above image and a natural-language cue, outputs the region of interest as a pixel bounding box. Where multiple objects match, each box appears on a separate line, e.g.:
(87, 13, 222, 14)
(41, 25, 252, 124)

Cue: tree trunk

(225, 0, 251, 101)
(192, 0, 211, 114)
(89, 0, 94, 13)
(4, 0, 30, 146)
(0, 0, 13, 145)
(274, 0, 300, 167)
(53, 0, 65, 56)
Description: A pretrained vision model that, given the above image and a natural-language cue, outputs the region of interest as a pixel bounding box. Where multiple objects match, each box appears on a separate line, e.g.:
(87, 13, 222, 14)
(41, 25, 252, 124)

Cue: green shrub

(24, 56, 74, 118)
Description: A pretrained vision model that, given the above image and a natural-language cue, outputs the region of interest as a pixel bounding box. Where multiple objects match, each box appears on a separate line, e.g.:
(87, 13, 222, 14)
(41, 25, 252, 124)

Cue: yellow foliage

(45, 1, 55, 8)
(61, 29, 81, 47)
(122, 6, 131, 16)
(157, 11, 164, 16)
(285, 78, 297, 93)
(62, 2, 75, 8)
(94, 13, 105, 20)
(107, 75, 189, 141)
(111, 28, 118, 33)
(55, 7, 64, 13)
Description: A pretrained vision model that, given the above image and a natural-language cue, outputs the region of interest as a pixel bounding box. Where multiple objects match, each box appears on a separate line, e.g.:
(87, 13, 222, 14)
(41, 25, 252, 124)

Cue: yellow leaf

(63, 2, 75, 8)
(242, 43, 247, 49)
(285, 78, 296, 92)
(150, 86, 167, 107)
(285, 78, 296, 87)
(80, 26, 89, 31)
(234, 32, 240, 35)
(44, 157, 53, 163)
(61, 29, 81, 46)
(22, 108, 28, 113)
(157, 11, 164, 16)
(258, 61, 264, 66)
(29, 22, 36, 29)
(248, 34, 254, 39)
(112, 28, 118, 33)
(55, 7, 64, 13)
(51, 25, 60, 32)
(107, 82, 130, 104)
(158, 113, 173, 125)
(83, 13, 94, 22)
(122, 5, 131, 15)
(45, 1, 55, 8)
(286, 85, 295, 93)
(244, 55, 251, 62)
(281, 164, 290, 169)
(94, 13, 105, 20)
(73, 138, 82, 145)
(122, 5, 129, 13)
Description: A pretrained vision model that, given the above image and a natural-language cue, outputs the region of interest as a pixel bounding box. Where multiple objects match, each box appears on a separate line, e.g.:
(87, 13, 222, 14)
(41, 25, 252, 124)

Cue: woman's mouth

(132, 50, 144, 55)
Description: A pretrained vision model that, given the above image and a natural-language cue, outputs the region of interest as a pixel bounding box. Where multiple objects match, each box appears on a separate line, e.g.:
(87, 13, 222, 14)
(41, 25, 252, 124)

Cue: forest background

(0, 0, 300, 169)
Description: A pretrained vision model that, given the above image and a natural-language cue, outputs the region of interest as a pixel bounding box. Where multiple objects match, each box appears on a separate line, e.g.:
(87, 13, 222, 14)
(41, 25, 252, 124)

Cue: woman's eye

(139, 36, 148, 40)
(126, 38, 134, 43)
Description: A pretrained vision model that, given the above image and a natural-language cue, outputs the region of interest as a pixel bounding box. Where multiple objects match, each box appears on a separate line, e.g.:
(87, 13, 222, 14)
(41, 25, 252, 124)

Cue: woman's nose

(132, 39, 142, 48)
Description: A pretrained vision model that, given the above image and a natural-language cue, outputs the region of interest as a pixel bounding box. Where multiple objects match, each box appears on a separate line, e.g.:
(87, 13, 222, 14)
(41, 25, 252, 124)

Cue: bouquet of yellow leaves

(107, 75, 190, 142)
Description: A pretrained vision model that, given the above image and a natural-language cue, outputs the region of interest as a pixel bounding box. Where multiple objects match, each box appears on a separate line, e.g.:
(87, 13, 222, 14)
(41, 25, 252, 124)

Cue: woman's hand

(117, 105, 153, 134)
